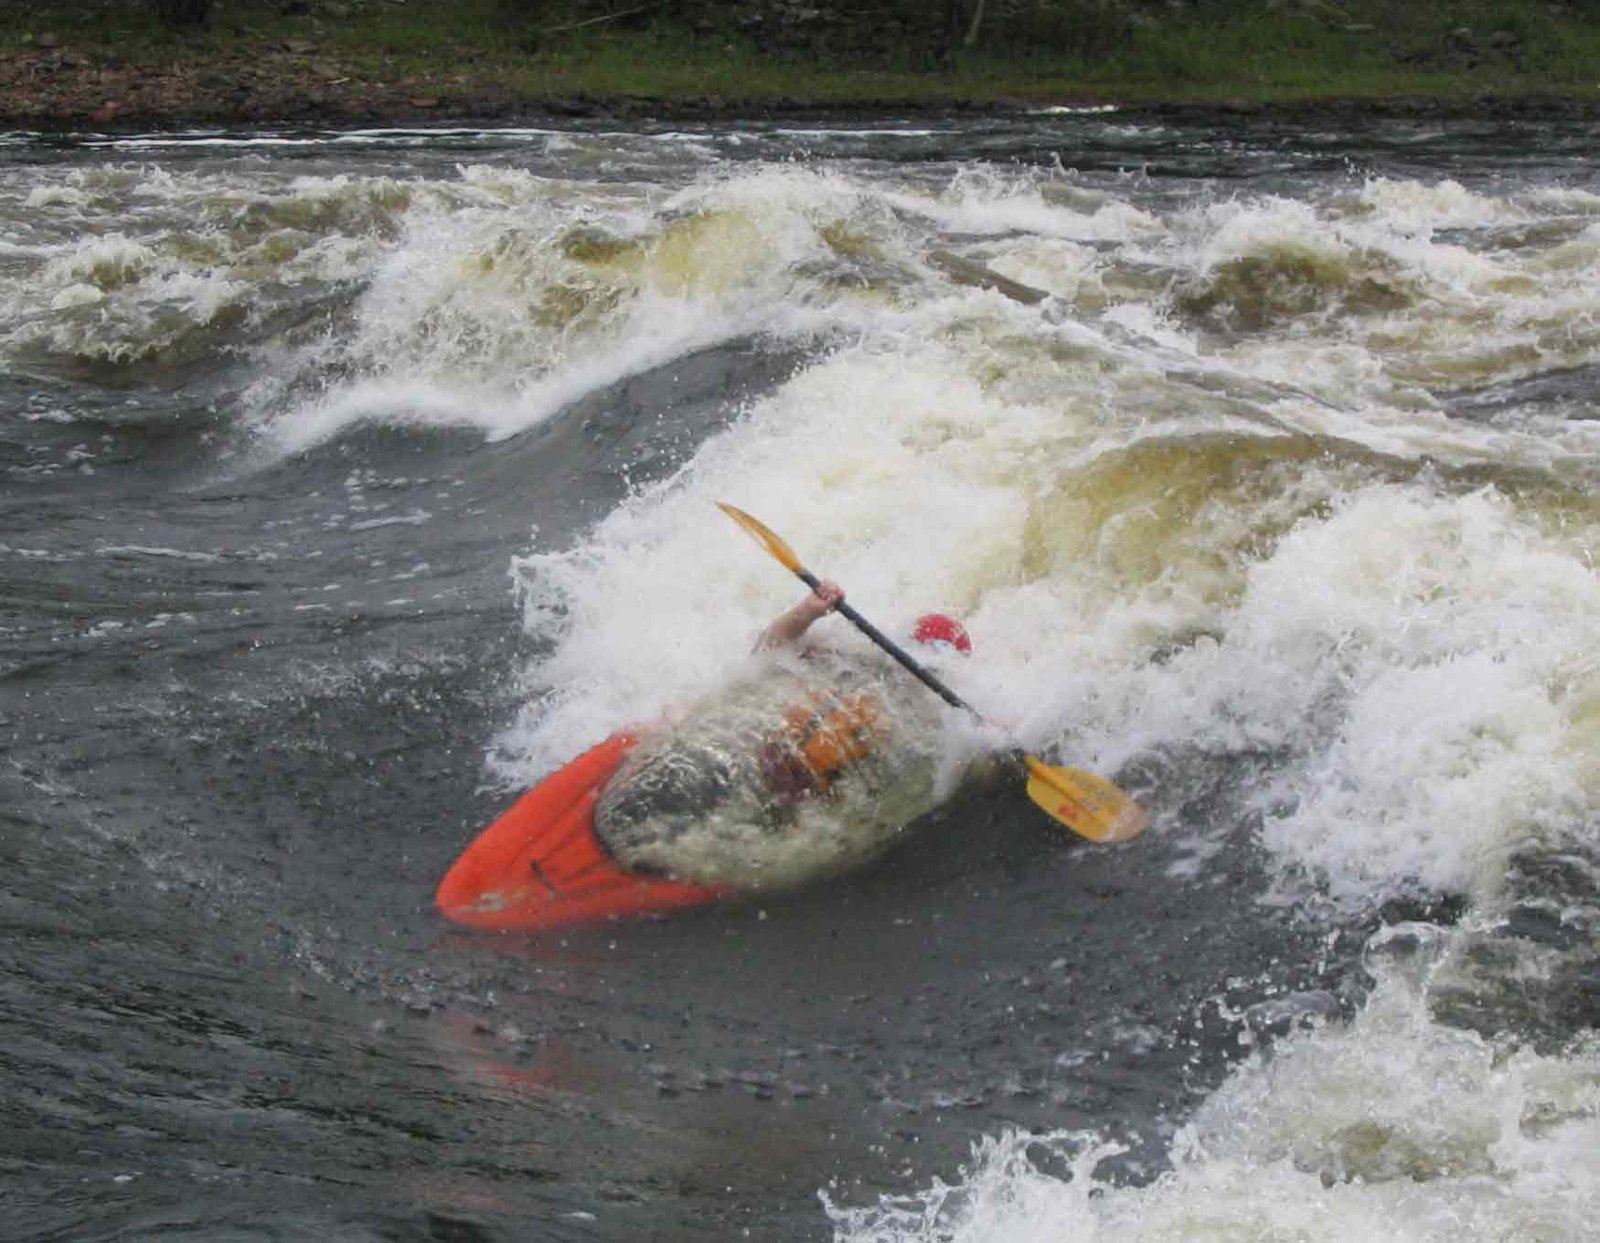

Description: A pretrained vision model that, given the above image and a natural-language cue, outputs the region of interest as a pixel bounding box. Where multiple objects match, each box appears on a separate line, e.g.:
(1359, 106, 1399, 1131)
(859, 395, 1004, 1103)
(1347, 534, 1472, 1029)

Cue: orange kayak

(435, 731, 728, 933)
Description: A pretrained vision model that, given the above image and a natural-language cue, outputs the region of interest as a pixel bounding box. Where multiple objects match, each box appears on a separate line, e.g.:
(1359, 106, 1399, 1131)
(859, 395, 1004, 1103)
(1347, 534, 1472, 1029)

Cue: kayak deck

(435, 732, 727, 933)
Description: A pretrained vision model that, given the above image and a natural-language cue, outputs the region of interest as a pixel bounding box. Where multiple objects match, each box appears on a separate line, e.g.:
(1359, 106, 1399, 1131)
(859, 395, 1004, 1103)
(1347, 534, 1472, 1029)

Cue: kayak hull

(435, 731, 728, 933)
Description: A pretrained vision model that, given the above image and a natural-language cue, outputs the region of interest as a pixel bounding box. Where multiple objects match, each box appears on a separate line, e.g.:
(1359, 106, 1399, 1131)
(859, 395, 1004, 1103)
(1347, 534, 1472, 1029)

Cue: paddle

(717, 502, 1148, 844)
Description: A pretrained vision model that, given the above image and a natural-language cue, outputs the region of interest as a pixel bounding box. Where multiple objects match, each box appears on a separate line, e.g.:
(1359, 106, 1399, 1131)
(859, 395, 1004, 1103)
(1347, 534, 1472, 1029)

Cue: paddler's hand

(799, 580, 844, 622)
(756, 580, 845, 651)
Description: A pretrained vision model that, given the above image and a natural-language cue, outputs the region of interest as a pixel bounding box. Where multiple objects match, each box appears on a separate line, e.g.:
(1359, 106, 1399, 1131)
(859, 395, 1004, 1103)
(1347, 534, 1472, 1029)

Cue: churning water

(3, 108, 1598, 1241)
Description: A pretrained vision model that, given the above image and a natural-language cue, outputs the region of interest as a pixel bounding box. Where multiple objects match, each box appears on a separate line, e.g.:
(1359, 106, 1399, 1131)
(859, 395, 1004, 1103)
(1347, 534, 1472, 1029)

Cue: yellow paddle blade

(718, 501, 805, 575)
(1023, 756, 1148, 843)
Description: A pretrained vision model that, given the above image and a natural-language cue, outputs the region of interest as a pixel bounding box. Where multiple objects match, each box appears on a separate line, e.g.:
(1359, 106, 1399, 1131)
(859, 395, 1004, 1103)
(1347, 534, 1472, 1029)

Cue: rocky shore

(4, 26, 1600, 133)
(0, 39, 566, 130)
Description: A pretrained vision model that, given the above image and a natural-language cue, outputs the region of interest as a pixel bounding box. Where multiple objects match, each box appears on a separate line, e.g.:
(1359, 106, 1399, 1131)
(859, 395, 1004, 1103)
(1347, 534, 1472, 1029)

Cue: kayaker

(750, 580, 971, 796)
(592, 582, 977, 889)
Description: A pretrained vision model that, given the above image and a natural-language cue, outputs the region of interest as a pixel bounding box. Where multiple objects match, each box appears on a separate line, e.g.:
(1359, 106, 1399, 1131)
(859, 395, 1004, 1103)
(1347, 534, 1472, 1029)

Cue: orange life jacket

(775, 690, 888, 792)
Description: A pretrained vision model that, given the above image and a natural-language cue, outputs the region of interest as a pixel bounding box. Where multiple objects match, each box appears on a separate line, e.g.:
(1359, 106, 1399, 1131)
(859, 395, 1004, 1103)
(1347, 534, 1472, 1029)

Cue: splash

(828, 954, 1600, 1243)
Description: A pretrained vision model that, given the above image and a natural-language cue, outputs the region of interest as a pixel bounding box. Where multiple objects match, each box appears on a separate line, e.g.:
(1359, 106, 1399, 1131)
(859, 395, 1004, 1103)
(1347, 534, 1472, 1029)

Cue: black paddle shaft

(792, 568, 975, 716)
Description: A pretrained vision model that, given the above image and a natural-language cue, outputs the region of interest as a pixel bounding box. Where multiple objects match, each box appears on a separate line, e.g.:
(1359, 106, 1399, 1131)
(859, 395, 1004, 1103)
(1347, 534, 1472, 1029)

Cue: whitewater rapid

(4, 115, 1597, 1241)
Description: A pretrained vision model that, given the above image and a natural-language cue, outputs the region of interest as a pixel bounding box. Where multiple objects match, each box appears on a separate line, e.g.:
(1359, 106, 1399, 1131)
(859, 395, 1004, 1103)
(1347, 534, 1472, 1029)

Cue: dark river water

(4, 108, 1599, 1241)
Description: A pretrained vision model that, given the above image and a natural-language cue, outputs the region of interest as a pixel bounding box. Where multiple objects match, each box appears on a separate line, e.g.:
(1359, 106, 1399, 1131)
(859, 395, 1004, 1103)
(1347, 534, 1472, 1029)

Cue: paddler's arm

(755, 580, 844, 651)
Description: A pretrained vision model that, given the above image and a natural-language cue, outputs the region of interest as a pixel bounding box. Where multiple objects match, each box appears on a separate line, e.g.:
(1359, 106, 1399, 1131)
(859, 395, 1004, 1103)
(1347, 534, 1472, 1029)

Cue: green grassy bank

(3, 0, 1600, 126)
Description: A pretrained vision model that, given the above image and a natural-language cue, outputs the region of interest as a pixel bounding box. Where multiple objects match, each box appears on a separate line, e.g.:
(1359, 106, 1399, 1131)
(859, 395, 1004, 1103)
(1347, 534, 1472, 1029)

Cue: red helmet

(913, 613, 972, 654)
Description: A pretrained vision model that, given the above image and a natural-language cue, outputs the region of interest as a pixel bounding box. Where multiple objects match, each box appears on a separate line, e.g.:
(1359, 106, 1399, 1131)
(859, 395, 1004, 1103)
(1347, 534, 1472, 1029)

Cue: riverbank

(4, 1, 1600, 131)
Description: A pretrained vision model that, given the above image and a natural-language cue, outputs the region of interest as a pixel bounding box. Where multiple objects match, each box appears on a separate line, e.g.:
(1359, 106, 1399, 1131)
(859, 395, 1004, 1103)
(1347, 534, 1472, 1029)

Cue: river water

(3, 108, 1598, 1241)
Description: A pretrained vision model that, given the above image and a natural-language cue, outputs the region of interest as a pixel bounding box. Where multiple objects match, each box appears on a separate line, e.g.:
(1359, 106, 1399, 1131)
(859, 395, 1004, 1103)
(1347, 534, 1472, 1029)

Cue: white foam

(95, 545, 224, 563)
(886, 168, 1161, 243)
(1080, 485, 1600, 904)
(828, 961, 1600, 1243)
(250, 164, 899, 452)
(493, 338, 1046, 780)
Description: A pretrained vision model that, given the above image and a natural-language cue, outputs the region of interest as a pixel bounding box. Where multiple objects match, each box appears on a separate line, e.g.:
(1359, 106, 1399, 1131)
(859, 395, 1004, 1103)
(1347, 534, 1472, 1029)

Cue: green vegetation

(4, 1, 1600, 114)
